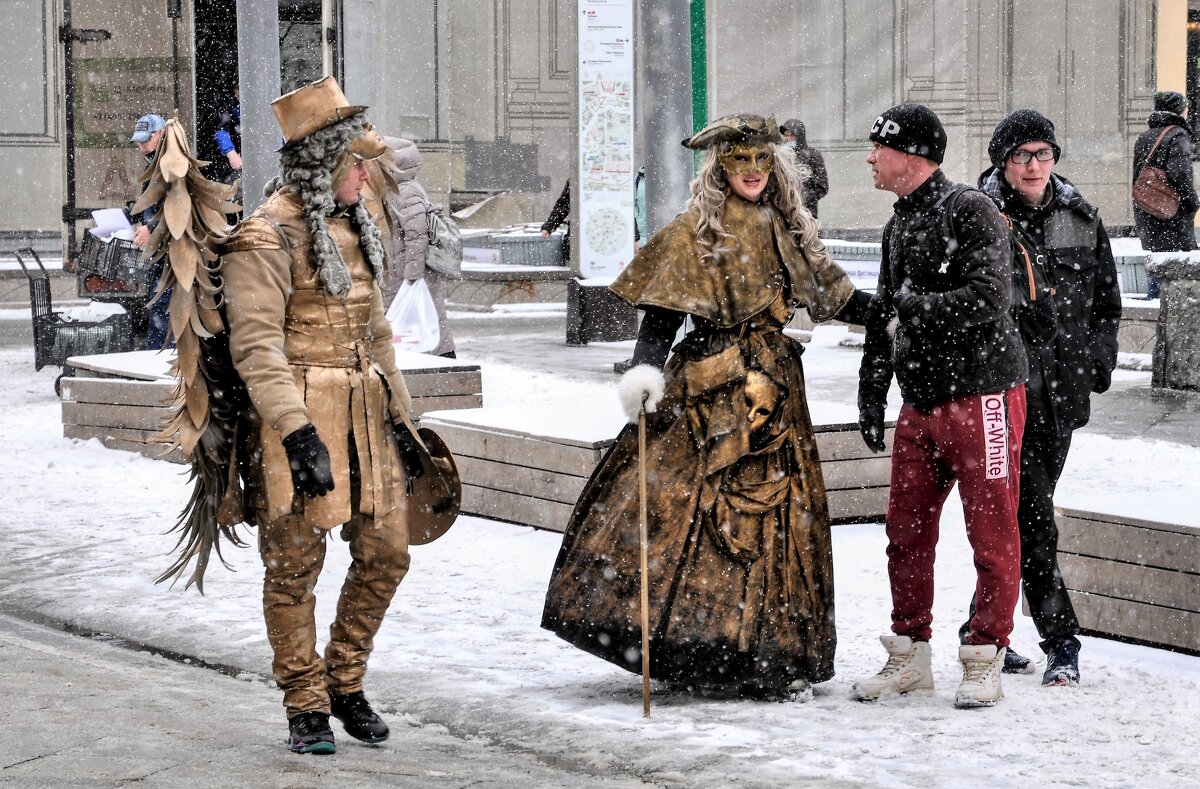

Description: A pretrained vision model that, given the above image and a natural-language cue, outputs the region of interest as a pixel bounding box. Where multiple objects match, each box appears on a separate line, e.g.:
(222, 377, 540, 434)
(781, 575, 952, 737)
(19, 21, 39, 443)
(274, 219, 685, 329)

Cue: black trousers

(962, 420, 1081, 653)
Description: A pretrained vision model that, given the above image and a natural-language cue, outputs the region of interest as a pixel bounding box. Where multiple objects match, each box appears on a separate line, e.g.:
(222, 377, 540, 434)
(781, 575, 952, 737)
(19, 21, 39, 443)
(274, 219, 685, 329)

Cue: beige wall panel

(0, 0, 59, 234)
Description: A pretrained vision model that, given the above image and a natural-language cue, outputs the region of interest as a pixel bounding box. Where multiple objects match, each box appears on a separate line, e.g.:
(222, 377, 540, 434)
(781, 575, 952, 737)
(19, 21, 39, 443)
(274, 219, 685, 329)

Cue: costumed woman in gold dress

(541, 114, 871, 699)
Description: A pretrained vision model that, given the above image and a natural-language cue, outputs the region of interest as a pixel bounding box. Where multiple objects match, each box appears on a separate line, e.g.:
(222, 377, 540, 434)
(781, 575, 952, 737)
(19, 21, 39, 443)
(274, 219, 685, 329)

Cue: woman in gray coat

(381, 136, 456, 357)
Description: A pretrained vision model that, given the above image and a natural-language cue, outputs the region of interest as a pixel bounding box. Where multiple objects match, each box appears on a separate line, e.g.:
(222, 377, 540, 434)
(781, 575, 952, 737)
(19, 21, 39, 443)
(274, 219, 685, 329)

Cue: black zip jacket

(980, 168, 1122, 431)
(859, 169, 1028, 413)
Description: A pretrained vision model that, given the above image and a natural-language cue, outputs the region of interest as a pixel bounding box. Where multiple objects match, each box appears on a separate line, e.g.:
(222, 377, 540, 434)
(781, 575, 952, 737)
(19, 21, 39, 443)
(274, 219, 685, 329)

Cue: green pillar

(689, 0, 707, 133)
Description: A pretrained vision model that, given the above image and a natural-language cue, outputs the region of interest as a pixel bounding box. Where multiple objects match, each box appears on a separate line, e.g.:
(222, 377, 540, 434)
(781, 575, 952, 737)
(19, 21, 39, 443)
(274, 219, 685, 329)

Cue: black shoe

(613, 358, 635, 374)
(1042, 641, 1081, 686)
(330, 690, 390, 744)
(1002, 646, 1036, 675)
(287, 711, 336, 754)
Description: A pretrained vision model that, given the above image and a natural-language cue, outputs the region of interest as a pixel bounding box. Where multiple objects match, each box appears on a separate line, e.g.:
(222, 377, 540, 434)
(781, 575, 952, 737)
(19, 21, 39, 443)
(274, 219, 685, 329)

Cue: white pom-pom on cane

(617, 364, 665, 423)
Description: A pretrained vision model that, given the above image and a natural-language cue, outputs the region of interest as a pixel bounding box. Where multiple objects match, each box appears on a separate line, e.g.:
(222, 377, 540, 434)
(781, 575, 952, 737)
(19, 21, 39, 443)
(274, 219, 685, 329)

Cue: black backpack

(939, 185, 1057, 348)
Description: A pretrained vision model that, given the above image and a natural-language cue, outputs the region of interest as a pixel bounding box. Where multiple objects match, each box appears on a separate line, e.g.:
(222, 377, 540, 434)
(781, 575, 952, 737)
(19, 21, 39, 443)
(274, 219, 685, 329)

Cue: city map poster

(578, 0, 636, 279)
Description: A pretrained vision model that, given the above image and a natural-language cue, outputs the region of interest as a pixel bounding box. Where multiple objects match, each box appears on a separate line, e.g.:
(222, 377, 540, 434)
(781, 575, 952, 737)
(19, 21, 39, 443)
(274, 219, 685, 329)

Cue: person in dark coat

(969, 108, 1122, 687)
(1133, 91, 1198, 297)
(851, 104, 1029, 709)
(781, 119, 829, 217)
(539, 180, 571, 259)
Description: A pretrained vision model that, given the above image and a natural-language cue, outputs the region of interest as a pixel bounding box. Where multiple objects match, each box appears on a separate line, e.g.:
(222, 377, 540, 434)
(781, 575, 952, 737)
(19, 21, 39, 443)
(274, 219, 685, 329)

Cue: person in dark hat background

(219, 77, 414, 754)
(543, 113, 871, 700)
(852, 103, 1029, 709)
(968, 108, 1121, 688)
(781, 118, 829, 217)
(1133, 90, 1199, 298)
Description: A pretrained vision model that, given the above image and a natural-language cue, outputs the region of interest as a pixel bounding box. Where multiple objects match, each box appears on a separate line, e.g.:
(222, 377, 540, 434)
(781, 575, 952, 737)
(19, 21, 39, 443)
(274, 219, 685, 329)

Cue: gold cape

(610, 195, 853, 325)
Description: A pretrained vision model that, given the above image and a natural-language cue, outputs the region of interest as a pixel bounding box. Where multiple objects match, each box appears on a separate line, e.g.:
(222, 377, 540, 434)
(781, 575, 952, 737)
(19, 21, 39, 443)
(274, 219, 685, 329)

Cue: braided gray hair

(279, 115, 386, 296)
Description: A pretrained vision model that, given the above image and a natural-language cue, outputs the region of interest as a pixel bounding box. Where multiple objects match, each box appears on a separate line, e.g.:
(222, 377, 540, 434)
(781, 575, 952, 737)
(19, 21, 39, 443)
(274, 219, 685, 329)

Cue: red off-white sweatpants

(885, 386, 1025, 648)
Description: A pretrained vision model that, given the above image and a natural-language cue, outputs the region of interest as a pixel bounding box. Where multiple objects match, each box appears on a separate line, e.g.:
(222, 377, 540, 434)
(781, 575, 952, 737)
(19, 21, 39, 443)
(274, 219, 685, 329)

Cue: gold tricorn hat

(271, 76, 368, 148)
(681, 114, 784, 150)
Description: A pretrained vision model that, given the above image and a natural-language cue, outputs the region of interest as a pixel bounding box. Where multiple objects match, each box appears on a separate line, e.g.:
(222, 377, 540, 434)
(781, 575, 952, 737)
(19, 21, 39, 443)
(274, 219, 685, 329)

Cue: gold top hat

(271, 76, 368, 147)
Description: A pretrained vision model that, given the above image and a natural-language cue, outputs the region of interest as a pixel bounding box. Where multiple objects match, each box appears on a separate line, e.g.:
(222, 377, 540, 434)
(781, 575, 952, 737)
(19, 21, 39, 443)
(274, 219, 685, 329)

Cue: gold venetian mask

(720, 143, 775, 178)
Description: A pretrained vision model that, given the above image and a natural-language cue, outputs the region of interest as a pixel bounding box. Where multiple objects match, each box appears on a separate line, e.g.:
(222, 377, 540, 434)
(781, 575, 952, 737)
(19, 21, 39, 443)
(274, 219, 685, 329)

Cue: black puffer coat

(860, 169, 1028, 412)
(980, 168, 1122, 431)
(1132, 111, 1199, 252)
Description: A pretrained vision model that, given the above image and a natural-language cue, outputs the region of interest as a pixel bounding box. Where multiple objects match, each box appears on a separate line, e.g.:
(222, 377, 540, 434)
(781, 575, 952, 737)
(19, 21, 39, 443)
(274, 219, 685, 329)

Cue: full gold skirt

(541, 325, 836, 692)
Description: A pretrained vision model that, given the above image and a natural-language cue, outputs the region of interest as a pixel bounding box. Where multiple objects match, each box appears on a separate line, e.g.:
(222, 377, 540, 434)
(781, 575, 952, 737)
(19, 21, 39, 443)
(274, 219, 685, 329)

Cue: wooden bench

(445, 262, 572, 310)
(421, 404, 893, 533)
(1055, 506, 1199, 654)
(60, 349, 483, 462)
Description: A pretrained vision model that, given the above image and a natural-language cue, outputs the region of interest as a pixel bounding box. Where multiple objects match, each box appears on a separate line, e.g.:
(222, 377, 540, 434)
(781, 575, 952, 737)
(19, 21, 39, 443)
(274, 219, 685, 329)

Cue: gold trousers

(258, 502, 410, 718)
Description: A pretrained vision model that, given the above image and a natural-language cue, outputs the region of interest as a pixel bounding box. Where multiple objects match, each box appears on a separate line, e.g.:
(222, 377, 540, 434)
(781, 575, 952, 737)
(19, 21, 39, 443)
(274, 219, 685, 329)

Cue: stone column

(236, 0, 282, 215)
(1148, 252, 1200, 391)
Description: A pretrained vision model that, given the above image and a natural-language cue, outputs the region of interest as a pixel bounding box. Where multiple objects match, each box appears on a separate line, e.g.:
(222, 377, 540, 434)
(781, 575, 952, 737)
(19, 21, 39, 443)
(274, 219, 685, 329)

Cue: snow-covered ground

(2, 324, 1198, 787)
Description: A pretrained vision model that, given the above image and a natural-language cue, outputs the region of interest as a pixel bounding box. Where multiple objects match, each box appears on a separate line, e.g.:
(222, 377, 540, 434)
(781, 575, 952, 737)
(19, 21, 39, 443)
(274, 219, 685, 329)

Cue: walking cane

(638, 396, 651, 717)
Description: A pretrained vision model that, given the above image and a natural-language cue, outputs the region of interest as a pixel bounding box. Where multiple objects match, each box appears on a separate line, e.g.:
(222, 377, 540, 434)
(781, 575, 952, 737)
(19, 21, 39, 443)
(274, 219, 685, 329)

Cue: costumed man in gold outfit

(542, 115, 871, 699)
(221, 78, 413, 754)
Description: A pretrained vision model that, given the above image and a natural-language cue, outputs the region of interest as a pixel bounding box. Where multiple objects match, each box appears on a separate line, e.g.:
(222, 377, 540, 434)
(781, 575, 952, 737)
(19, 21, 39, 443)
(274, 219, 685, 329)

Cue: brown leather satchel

(1132, 126, 1182, 220)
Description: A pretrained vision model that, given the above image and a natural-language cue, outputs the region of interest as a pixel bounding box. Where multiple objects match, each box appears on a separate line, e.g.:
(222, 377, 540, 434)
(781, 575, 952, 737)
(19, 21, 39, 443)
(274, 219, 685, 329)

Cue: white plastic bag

(386, 278, 441, 353)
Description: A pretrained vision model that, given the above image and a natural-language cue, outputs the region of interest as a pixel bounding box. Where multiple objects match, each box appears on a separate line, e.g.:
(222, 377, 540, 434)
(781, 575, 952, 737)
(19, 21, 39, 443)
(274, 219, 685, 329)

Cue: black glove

(892, 285, 921, 325)
(282, 424, 335, 498)
(392, 420, 426, 480)
(858, 404, 887, 454)
(1091, 359, 1113, 394)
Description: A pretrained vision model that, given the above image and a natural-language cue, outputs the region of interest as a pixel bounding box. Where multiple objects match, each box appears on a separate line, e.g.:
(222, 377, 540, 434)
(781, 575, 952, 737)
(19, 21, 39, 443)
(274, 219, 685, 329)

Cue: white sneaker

(851, 635, 934, 701)
(956, 644, 1005, 708)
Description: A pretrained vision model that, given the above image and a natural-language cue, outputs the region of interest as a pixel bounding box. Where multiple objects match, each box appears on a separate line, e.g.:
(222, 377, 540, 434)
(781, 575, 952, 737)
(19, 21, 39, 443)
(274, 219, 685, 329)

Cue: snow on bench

(420, 402, 893, 533)
(1054, 507, 1199, 654)
(60, 349, 482, 463)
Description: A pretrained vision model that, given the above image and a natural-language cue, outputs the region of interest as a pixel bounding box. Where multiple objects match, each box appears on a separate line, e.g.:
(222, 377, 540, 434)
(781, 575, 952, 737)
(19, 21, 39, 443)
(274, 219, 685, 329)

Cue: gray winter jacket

(381, 136, 456, 356)
(382, 137, 432, 302)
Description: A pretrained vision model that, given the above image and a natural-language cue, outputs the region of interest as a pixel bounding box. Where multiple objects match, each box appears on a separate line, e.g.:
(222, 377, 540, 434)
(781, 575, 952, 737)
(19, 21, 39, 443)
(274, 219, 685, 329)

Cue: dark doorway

(280, 0, 331, 93)
(192, 0, 333, 183)
(194, 0, 238, 183)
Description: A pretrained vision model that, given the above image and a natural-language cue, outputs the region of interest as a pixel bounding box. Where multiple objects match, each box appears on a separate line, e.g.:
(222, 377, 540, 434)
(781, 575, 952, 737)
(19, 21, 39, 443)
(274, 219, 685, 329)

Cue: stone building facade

(0, 0, 1192, 251)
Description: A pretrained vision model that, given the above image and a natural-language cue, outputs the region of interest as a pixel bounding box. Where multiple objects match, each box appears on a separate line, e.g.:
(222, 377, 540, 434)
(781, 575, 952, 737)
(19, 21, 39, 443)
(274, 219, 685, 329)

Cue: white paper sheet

(88, 208, 133, 240)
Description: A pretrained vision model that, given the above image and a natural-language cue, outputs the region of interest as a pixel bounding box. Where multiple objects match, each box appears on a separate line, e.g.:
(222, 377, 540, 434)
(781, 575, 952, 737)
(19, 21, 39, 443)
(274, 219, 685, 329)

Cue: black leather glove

(858, 404, 887, 454)
(892, 285, 921, 325)
(392, 420, 426, 480)
(282, 424, 335, 498)
(1091, 359, 1113, 394)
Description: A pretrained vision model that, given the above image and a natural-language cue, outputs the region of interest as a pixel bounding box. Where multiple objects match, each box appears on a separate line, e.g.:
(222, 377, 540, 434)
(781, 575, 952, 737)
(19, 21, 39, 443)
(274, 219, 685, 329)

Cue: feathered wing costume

(131, 118, 244, 593)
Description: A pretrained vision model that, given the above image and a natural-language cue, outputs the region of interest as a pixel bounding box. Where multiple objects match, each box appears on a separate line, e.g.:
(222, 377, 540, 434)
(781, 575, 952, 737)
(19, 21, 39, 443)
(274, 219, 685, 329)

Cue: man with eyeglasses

(969, 108, 1121, 687)
(852, 103, 1029, 708)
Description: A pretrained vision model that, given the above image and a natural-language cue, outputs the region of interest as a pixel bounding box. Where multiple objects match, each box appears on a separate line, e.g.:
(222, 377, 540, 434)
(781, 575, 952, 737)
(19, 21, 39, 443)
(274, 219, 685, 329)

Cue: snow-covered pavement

(2, 321, 1198, 787)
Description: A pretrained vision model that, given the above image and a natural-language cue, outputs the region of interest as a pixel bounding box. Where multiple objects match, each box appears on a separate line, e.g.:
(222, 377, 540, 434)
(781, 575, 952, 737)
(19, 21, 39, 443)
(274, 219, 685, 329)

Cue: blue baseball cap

(130, 114, 166, 143)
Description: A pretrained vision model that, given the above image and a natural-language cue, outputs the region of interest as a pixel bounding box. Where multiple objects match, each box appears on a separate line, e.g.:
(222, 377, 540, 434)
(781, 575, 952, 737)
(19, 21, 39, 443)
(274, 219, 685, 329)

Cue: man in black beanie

(853, 103, 1029, 709)
(1133, 90, 1198, 297)
(972, 108, 1122, 687)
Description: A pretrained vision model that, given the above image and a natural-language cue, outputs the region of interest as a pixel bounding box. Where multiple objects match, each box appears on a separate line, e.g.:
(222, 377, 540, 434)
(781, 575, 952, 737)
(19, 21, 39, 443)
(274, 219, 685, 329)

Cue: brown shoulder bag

(1132, 126, 1182, 220)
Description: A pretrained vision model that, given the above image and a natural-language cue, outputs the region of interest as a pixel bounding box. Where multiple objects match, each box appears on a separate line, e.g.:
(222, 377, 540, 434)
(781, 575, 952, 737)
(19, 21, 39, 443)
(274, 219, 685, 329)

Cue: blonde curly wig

(687, 142, 821, 262)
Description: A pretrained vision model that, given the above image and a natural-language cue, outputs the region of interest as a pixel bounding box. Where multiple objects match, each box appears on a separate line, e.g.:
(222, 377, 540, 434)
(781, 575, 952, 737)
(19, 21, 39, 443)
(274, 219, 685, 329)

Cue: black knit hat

(868, 104, 946, 164)
(1154, 91, 1188, 116)
(988, 108, 1061, 168)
